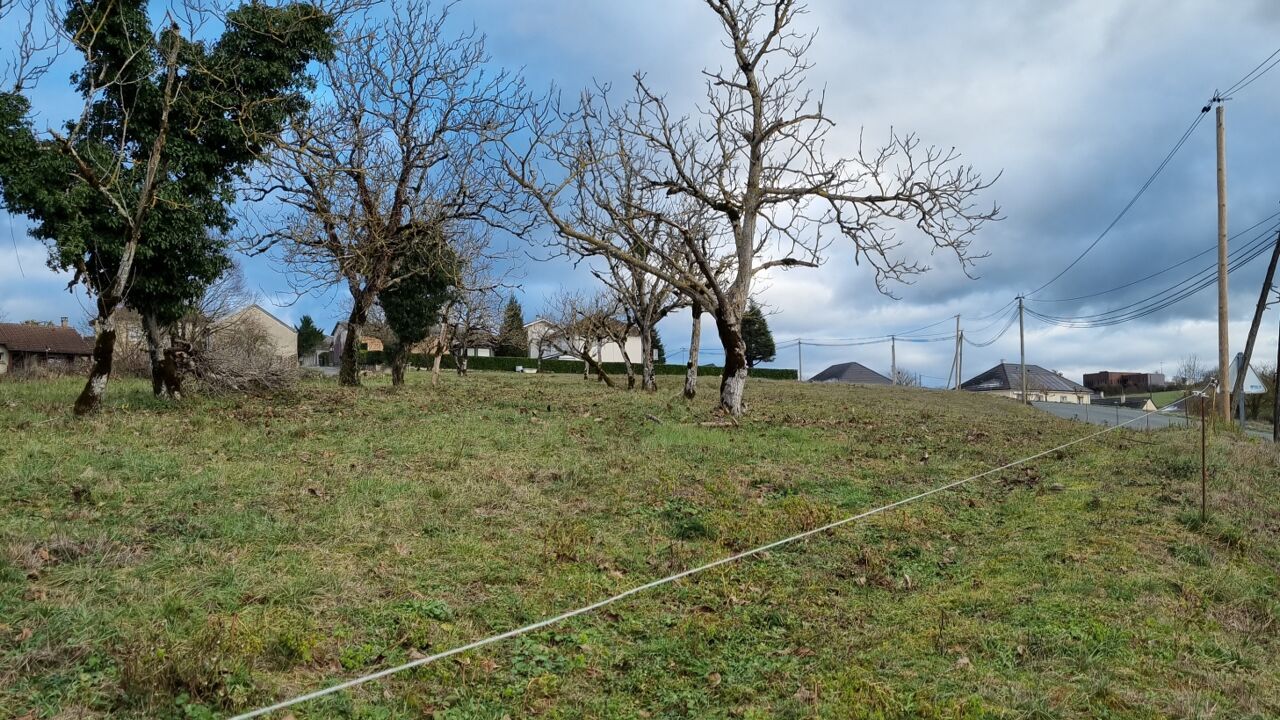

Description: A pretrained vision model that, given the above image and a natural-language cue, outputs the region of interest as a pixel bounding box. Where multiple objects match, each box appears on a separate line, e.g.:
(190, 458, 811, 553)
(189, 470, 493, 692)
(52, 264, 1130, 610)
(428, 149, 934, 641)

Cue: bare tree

(250, 0, 526, 387)
(593, 253, 683, 391)
(541, 290, 628, 388)
(1176, 354, 1207, 387)
(502, 0, 997, 416)
(892, 367, 921, 387)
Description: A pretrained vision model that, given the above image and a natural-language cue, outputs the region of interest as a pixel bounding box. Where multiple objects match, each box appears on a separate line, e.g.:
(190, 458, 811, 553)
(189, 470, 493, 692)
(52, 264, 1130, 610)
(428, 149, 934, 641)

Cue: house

(524, 317, 646, 363)
(962, 363, 1092, 404)
(299, 336, 335, 367)
(331, 322, 385, 356)
(809, 361, 892, 385)
(1082, 371, 1166, 393)
(0, 318, 93, 374)
(212, 305, 297, 360)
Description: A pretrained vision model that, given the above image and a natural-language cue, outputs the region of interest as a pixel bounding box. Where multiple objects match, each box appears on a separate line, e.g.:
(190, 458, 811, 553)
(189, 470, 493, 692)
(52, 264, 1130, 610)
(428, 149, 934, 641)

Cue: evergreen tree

(495, 294, 529, 357)
(742, 302, 775, 368)
(652, 330, 667, 363)
(296, 315, 326, 357)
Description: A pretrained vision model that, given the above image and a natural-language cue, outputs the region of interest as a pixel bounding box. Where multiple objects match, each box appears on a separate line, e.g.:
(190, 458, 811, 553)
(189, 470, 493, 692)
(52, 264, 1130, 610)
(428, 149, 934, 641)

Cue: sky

(3, 0, 1280, 386)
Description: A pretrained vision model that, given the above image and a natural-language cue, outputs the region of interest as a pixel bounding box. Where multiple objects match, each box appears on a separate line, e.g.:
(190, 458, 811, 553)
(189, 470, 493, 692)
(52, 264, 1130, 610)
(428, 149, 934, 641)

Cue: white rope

(230, 396, 1197, 720)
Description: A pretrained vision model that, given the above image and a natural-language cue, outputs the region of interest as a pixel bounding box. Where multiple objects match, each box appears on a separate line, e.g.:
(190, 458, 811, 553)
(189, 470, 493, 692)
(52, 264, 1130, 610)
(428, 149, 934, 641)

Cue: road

(1032, 401, 1273, 441)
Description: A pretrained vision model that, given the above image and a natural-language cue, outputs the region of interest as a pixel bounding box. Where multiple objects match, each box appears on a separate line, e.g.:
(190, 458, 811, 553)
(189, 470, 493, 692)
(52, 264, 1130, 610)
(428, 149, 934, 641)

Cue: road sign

(1230, 352, 1266, 394)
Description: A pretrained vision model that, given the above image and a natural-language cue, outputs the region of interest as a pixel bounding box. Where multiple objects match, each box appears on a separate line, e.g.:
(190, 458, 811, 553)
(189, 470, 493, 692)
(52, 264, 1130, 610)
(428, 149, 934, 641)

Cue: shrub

(396, 354, 798, 380)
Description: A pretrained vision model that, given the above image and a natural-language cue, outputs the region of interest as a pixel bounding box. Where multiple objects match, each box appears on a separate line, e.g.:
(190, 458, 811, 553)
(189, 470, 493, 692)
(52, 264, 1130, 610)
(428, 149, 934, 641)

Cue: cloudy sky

(4, 0, 1280, 385)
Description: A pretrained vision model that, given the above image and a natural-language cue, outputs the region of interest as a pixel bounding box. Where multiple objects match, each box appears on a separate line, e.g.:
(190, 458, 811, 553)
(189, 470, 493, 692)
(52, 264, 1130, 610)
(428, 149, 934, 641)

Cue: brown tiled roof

(0, 323, 94, 355)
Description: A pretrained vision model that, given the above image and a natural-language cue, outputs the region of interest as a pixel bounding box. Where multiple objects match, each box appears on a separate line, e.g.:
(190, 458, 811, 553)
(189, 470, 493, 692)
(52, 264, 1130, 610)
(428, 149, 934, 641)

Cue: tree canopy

(0, 0, 335, 413)
(742, 303, 775, 368)
(495, 295, 528, 357)
(296, 315, 326, 357)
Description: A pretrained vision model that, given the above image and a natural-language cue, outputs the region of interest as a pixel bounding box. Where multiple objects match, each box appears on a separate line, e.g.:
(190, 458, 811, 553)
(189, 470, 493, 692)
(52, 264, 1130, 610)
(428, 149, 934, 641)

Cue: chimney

(60, 317, 69, 328)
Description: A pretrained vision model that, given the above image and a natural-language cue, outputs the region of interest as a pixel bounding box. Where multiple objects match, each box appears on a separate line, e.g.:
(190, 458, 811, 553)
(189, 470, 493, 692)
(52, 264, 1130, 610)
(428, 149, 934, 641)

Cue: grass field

(2, 372, 1279, 719)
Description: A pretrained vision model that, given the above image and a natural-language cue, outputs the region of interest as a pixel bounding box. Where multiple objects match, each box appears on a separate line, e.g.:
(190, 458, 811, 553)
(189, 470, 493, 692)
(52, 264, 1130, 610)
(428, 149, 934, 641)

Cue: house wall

(214, 306, 297, 360)
(525, 321, 647, 363)
(0, 349, 86, 374)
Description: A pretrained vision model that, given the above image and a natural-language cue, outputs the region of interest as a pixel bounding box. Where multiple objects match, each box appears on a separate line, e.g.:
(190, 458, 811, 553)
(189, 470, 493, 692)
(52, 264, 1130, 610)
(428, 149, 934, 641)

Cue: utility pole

(1215, 101, 1230, 422)
(797, 340, 803, 381)
(890, 336, 897, 385)
(953, 315, 962, 390)
(1018, 296, 1027, 404)
(957, 330, 964, 391)
(1231, 230, 1280, 412)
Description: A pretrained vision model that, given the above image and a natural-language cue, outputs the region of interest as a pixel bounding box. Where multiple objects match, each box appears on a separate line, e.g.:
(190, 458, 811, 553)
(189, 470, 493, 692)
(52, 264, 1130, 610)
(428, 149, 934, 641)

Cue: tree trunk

(430, 325, 449, 386)
(143, 313, 166, 397)
(389, 344, 408, 387)
(74, 300, 120, 416)
(142, 312, 182, 399)
(619, 341, 636, 390)
(339, 301, 368, 387)
(713, 307, 748, 417)
(684, 301, 702, 400)
(640, 325, 657, 391)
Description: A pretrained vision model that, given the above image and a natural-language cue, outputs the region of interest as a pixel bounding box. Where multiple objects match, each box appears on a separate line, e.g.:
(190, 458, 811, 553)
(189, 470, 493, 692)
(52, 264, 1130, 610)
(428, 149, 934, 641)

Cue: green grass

(2, 372, 1279, 719)
(1149, 391, 1187, 409)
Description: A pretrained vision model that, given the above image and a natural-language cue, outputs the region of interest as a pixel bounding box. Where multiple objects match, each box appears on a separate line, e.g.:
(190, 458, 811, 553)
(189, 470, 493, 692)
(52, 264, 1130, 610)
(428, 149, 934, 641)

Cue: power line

(1221, 45, 1280, 97)
(963, 305, 1020, 348)
(1027, 108, 1210, 297)
(1030, 209, 1280, 304)
(1026, 226, 1279, 328)
(227, 393, 1196, 720)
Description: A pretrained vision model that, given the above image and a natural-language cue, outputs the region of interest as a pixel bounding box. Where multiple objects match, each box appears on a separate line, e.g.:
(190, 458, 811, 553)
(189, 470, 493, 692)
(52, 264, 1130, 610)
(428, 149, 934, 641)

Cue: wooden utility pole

(1018, 296, 1027, 404)
(1200, 398, 1208, 523)
(1215, 102, 1230, 422)
(957, 330, 964, 391)
(797, 340, 803, 381)
(890, 336, 897, 385)
(1231, 230, 1280, 408)
(953, 315, 962, 390)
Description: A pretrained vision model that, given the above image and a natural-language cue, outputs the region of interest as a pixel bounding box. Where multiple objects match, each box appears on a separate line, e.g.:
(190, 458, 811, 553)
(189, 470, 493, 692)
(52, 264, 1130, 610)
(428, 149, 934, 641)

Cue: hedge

(359, 351, 797, 381)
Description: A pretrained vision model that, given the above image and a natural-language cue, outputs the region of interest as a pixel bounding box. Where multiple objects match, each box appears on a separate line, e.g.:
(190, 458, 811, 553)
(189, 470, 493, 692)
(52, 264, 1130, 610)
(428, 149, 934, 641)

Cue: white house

(524, 317, 646, 364)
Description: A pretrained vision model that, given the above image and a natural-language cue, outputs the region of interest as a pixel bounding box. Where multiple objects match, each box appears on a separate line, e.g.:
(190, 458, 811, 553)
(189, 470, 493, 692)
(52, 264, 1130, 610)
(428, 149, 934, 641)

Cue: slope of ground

(1, 373, 1278, 719)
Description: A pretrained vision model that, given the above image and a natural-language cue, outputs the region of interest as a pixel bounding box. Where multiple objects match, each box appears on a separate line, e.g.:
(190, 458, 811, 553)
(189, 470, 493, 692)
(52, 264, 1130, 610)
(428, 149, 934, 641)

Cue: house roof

(809, 361, 892, 385)
(962, 363, 1090, 394)
(0, 322, 93, 355)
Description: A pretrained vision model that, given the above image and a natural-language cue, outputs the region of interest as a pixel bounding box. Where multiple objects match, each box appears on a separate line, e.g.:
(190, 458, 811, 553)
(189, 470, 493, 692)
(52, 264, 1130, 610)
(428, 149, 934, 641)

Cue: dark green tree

(128, 235, 231, 398)
(380, 228, 459, 386)
(495, 295, 528, 357)
(653, 330, 667, 363)
(296, 315, 326, 358)
(742, 302, 776, 369)
(0, 0, 333, 414)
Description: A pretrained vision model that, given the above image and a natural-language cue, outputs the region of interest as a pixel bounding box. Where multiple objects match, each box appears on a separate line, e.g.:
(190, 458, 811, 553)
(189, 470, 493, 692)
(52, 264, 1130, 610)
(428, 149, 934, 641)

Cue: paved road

(1032, 401, 1273, 441)
(1032, 401, 1193, 431)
